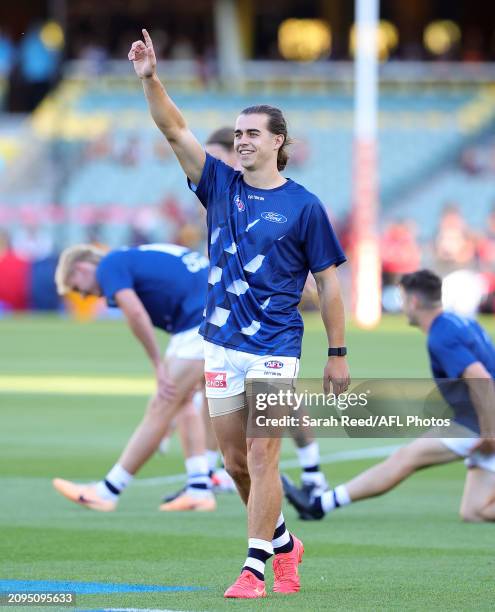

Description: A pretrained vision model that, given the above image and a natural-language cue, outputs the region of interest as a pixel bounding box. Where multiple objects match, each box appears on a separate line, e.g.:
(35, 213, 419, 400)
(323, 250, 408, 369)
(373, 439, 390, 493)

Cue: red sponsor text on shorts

(205, 371, 227, 388)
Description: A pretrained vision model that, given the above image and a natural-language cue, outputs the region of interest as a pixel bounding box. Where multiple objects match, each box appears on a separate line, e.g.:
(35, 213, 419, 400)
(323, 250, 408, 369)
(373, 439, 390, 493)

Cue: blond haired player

(52, 242, 216, 512)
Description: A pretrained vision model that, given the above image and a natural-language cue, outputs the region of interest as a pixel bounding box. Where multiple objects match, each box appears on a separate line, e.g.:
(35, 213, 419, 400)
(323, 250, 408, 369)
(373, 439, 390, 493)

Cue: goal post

(351, 0, 382, 328)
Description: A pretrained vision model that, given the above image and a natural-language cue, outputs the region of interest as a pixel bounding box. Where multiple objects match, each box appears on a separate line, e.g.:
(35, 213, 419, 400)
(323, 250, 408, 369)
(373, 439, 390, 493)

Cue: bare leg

(247, 436, 283, 540)
(119, 358, 203, 474)
(211, 405, 250, 503)
(202, 394, 219, 452)
(211, 396, 283, 539)
(460, 468, 495, 522)
(288, 420, 315, 448)
(176, 397, 207, 458)
(345, 437, 458, 502)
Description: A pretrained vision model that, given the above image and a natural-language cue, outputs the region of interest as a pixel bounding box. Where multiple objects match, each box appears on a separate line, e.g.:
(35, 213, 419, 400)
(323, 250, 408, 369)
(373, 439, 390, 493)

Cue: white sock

(320, 484, 351, 513)
(297, 441, 320, 469)
(206, 449, 219, 473)
(243, 538, 273, 580)
(185, 454, 211, 497)
(272, 512, 291, 552)
(301, 471, 328, 489)
(96, 464, 133, 501)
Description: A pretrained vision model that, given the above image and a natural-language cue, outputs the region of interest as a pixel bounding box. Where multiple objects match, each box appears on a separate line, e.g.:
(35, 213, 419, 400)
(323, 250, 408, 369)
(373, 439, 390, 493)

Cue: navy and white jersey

(96, 244, 208, 334)
(189, 153, 346, 357)
(428, 312, 495, 433)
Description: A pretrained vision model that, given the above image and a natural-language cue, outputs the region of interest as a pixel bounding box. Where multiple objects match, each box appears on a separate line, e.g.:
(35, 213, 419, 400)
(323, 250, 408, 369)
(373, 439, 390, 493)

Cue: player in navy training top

(52, 243, 218, 513)
(130, 29, 350, 598)
(284, 270, 495, 523)
(190, 152, 346, 357)
(189, 127, 331, 501)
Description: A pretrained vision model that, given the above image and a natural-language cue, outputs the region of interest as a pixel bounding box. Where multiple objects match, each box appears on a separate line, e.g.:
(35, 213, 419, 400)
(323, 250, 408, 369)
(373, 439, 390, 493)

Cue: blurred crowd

(380, 205, 495, 314)
(3, 201, 495, 316)
(0, 20, 212, 112)
(0, 23, 63, 112)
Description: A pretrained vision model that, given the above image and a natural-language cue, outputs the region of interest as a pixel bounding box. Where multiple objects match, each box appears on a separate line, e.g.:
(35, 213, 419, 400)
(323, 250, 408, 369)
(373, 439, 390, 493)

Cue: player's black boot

(281, 474, 325, 520)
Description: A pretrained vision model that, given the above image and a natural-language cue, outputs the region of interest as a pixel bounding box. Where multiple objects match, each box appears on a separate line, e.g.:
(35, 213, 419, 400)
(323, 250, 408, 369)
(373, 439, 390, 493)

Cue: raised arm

(314, 265, 350, 396)
(128, 29, 205, 184)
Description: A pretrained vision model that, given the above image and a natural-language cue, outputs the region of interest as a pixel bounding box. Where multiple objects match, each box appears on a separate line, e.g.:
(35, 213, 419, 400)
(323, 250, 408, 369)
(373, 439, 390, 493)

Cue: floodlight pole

(351, 0, 382, 328)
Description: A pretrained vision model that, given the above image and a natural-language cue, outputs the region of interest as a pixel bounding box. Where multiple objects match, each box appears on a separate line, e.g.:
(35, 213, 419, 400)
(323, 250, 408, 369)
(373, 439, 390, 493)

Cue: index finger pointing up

(142, 28, 153, 48)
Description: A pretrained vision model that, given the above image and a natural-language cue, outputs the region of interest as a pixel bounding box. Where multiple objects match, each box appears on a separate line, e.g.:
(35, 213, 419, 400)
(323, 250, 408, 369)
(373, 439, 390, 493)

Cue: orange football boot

(52, 478, 116, 512)
(159, 491, 216, 512)
(224, 570, 267, 599)
(272, 534, 304, 593)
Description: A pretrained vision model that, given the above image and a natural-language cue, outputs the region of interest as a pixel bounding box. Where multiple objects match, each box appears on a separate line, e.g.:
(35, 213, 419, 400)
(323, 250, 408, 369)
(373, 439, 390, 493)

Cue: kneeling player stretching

(284, 270, 495, 522)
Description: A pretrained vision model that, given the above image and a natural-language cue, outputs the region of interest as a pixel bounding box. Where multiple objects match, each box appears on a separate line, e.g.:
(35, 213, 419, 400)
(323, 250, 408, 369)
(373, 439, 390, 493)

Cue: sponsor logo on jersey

(234, 195, 245, 212)
(264, 360, 284, 369)
(248, 194, 264, 201)
(205, 371, 227, 388)
(261, 211, 287, 224)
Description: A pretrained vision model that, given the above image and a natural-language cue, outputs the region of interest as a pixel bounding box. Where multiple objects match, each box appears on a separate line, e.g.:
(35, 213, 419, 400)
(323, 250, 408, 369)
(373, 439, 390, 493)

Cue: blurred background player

(52, 242, 217, 512)
(129, 28, 349, 598)
(284, 270, 495, 522)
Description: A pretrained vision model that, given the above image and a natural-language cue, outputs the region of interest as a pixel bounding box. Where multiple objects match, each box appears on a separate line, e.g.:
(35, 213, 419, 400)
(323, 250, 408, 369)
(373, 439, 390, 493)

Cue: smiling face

(234, 113, 284, 172)
(68, 261, 101, 297)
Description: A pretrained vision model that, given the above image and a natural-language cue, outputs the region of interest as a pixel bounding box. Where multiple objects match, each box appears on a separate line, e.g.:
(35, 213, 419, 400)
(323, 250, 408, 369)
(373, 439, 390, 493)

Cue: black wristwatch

(328, 347, 347, 357)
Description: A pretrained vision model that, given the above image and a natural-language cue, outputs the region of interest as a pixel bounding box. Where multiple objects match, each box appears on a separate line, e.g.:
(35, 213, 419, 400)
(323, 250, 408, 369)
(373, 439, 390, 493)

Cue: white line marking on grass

(283, 444, 403, 469)
(134, 444, 402, 487)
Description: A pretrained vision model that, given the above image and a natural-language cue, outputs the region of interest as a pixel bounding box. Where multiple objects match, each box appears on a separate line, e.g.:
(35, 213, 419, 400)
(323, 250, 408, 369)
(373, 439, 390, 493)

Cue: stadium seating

(0, 116, 25, 176)
(2, 78, 495, 248)
(385, 167, 495, 240)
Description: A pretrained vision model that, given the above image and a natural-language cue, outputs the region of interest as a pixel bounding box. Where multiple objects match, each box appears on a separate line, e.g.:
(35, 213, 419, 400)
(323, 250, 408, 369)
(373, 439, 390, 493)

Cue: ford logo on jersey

(264, 360, 284, 369)
(234, 195, 245, 211)
(261, 211, 287, 223)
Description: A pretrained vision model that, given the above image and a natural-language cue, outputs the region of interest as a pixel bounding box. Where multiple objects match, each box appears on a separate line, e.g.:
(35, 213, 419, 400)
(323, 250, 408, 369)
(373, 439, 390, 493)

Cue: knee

(389, 446, 421, 474)
(223, 453, 249, 484)
(145, 394, 178, 421)
(459, 507, 483, 523)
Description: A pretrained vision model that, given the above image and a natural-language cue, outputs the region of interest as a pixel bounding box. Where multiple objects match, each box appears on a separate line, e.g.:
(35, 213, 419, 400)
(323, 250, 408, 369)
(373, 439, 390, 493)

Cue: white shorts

(441, 434, 495, 473)
(204, 340, 299, 399)
(165, 326, 204, 361)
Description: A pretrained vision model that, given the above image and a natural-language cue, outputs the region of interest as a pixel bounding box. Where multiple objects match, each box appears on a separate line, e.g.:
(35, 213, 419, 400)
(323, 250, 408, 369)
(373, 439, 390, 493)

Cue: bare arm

(314, 265, 350, 395)
(128, 29, 205, 184)
(115, 288, 175, 400)
(116, 288, 162, 367)
(463, 361, 495, 453)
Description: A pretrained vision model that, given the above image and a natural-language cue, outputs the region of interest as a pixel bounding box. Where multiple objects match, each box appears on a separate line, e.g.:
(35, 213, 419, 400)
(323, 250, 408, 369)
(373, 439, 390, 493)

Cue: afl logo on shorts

(261, 211, 287, 223)
(234, 195, 245, 212)
(205, 371, 227, 388)
(264, 360, 284, 369)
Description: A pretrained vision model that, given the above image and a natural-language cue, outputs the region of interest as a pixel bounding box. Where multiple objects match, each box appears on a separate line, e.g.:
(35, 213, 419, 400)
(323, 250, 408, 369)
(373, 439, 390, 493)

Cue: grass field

(1, 313, 494, 611)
